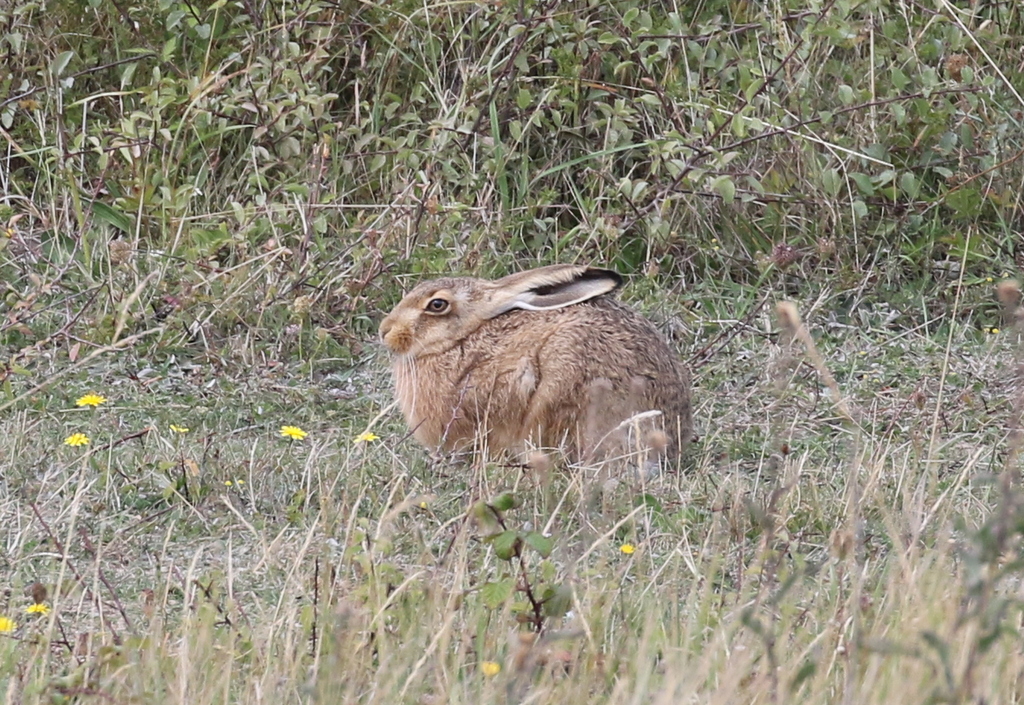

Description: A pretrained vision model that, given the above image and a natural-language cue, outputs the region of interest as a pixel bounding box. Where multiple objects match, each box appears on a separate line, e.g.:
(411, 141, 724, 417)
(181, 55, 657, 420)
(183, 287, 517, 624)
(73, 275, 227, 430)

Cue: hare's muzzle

(378, 315, 412, 354)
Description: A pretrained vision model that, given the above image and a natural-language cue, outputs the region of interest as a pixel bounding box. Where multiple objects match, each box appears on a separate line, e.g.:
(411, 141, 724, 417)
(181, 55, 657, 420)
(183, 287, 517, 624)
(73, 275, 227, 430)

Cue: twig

(77, 527, 135, 633)
(923, 145, 1024, 216)
(29, 502, 121, 644)
(89, 427, 153, 454)
(0, 54, 158, 110)
(688, 294, 770, 368)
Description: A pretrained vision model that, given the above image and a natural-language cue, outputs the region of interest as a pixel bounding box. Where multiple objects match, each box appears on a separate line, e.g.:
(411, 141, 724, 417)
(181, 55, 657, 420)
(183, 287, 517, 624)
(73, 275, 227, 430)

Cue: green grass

(3, 274, 1022, 703)
(5, 0, 1024, 702)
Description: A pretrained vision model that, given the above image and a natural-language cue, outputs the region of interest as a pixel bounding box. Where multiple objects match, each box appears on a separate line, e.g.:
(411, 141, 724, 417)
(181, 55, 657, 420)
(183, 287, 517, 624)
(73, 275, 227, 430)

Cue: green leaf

(51, 51, 74, 77)
(523, 532, 554, 558)
(490, 530, 521, 561)
(491, 492, 519, 512)
(638, 93, 662, 109)
(91, 201, 132, 233)
(166, 10, 185, 29)
(480, 579, 514, 609)
(163, 36, 178, 64)
(891, 67, 910, 91)
(730, 112, 746, 138)
(531, 143, 641, 183)
(849, 172, 875, 196)
(899, 172, 920, 199)
(636, 493, 664, 515)
(539, 559, 557, 582)
(820, 168, 841, 198)
(891, 102, 906, 125)
(472, 501, 501, 532)
(516, 89, 531, 110)
(944, 187, 982, 219)
(711, 175, 735, 204)
(541, 583, 573, 618)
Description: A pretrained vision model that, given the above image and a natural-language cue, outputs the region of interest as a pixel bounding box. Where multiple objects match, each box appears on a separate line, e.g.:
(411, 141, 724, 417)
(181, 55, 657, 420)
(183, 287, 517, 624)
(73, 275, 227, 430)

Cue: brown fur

(379, 265, 693, 461)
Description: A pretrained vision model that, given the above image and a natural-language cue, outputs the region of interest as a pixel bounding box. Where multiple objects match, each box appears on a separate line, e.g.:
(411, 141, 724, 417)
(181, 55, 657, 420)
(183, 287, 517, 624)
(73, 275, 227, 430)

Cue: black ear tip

(584, 267, 624, 288)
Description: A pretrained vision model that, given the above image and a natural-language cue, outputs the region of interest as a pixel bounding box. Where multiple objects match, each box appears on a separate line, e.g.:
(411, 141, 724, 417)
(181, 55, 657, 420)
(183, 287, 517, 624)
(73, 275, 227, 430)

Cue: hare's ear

(485, 265, 622, 317)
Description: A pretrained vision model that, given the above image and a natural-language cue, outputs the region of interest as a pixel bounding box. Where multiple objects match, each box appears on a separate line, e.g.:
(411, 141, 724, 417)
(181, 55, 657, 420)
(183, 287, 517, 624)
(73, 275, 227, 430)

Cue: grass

(3, 274, 1022, 703)
(5, 0, 1024, 702)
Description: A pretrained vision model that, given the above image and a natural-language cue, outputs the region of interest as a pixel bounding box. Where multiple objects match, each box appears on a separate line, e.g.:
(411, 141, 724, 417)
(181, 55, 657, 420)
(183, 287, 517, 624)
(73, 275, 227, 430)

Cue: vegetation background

(3, 0, 1024, 702)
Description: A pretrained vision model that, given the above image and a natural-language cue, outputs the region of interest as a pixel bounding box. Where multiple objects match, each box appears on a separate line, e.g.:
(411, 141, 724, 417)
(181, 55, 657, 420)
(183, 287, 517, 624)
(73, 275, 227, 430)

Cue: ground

(4, 0, 1024, 702)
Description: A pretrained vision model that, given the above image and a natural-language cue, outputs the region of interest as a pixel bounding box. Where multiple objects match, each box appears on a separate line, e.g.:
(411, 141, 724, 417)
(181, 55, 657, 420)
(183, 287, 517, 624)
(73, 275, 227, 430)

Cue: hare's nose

(378, 316, 393, 340)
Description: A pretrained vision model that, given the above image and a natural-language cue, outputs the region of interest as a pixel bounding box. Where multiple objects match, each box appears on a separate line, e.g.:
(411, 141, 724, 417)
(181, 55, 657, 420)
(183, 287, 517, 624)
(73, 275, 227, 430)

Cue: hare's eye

(425, 297, 450, 314)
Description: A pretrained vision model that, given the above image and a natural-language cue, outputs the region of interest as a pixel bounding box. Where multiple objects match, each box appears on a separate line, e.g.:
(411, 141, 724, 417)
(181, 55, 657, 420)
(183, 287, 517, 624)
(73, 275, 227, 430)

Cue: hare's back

(491, 298, 686, 391)
(531, 298, 676, 362)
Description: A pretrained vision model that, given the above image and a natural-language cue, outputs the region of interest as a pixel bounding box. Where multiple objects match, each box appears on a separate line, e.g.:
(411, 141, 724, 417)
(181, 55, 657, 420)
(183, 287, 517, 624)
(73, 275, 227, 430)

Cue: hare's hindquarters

(511, 299, 692, 462)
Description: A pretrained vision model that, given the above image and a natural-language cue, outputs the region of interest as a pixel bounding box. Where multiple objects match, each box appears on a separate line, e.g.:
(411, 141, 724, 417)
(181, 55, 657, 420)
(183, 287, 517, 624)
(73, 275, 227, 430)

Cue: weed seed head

(526, 451, 552, 476)
(28, 582, 47, 605)
(776, 301, 802, 333)
(997, 279, 1020, 306)
(646, 430, 669, 454)
(108, 239, 132, 266)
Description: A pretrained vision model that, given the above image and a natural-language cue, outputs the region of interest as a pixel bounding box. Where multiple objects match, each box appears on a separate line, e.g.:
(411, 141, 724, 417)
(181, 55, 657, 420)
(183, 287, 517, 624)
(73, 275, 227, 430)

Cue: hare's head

(379, 265, 622, 358)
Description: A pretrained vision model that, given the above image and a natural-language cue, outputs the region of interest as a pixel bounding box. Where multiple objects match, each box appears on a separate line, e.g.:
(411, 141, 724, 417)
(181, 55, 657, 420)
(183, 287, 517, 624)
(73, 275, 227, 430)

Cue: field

(4, 1, 1024, 702)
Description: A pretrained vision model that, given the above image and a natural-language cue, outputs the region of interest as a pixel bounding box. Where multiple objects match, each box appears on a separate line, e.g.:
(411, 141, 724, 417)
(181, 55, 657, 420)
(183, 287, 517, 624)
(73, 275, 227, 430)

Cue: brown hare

(378, 264, 693, 463)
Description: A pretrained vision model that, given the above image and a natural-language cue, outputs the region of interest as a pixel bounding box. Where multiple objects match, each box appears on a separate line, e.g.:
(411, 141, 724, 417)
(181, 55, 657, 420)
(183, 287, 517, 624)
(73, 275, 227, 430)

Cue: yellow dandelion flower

(237, 479, 245, 485)
(419, 501, 428, 509)
(170, 424, 189, 434)
(280, 425, 308, 440)
(64, 433, 90, 447)
(481, 661, 501, 677)
(619, 543, 636, 555)
(76, 393, 107, 408)
(26, 603, 50, 615)
(353, 431, 379, 444)
(0, 616, 16, 632)
(224, 481, 233, 486)
(989, 328, 1000, 335)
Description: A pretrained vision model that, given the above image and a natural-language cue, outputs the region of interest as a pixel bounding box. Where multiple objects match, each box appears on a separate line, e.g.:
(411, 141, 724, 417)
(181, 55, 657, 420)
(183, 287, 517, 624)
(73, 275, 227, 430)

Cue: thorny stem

(488, 503, 546, 632)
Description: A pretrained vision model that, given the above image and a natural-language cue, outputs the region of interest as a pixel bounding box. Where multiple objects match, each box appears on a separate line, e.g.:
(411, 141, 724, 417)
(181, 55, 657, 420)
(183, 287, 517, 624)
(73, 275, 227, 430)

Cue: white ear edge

(488, 268, 622, 317)
(513, 288, 604, 311)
